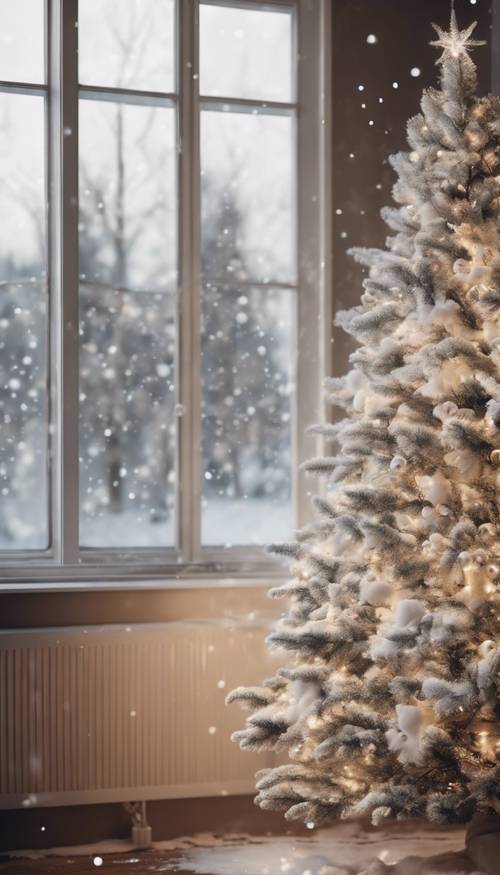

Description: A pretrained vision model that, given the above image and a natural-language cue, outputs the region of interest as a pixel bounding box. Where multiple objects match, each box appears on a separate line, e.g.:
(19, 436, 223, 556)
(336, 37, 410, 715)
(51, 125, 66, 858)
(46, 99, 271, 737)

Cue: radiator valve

(124, 801, 153, 849)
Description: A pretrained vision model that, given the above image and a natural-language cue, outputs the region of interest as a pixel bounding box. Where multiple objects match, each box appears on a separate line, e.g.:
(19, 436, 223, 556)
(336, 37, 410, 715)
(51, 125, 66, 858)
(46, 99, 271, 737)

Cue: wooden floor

(0, 851, 203, 875)
(0, 849, 194, 874)
(0, 822, 476, 875)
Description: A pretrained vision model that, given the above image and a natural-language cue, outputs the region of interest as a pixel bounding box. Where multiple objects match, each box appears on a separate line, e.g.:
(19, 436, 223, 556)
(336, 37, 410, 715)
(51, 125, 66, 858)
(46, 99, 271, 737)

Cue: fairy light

(479, 731, 490, 755)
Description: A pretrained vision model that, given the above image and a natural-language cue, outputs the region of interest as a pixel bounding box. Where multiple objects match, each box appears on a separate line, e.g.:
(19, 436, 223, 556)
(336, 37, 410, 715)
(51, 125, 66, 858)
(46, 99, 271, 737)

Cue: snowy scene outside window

(78, 0, 178, 547)
(78, 0, 296, 549)
(0, 0, 48, 549)
(199, 4, 296, 547)
(0, 0, 301, 559)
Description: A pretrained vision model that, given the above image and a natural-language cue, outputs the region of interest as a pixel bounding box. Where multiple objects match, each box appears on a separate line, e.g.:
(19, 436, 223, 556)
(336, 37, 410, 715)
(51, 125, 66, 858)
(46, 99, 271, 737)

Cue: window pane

(0, 93, 48, 549)
(79, 289, 176, 549)
(0, 0, 45, 84)
(200, 3, 293, 102)
(201, 286, 295, 546)
(79, 0, 175, 92)
(201, 110, 295, 285)
(79, 100, 176, 293)
(79, 100, 177, 548)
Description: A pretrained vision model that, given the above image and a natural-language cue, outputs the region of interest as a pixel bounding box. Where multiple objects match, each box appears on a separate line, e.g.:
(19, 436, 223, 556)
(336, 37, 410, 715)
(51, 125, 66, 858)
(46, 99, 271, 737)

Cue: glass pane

(79, 0, 175, 92)
(200, 3, 293, 102)
(0, 93, 48, 549)
(0, 0, 45, 84)
(79, 100, 177, 548)
(79, 100, 177, 293)
(201, 286, 295, 546)
(201, 110, 295, 285)
(79, 290, 176, 548)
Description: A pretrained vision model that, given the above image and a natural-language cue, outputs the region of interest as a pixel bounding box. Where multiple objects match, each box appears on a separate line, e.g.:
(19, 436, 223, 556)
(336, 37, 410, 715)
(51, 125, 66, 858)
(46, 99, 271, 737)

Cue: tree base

(465, 812, 500, 875)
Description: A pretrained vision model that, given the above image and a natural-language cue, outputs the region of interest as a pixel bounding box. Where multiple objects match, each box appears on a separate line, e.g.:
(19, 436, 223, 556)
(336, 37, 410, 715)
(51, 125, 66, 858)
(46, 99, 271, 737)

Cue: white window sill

(0, 572, 285, 594)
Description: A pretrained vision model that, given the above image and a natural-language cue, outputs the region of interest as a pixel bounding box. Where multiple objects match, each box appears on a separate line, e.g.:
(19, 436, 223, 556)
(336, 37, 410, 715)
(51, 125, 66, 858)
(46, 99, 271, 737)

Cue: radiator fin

(0, 622, 277, 808)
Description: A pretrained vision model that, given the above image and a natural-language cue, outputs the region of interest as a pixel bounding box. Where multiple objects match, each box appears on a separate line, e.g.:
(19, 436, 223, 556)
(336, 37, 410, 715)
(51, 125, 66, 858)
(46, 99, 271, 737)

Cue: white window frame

(0, 0, 332, 587)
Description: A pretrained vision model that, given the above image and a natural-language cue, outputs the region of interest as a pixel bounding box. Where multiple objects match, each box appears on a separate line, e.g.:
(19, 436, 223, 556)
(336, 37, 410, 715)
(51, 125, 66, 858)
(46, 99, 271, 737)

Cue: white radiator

(0, 621, 278, 809)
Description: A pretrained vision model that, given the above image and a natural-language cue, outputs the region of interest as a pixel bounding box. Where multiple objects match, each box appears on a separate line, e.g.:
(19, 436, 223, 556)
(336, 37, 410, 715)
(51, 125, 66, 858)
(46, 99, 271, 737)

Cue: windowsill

(0, 547, 289, 590)
(0, 571, 285, 594)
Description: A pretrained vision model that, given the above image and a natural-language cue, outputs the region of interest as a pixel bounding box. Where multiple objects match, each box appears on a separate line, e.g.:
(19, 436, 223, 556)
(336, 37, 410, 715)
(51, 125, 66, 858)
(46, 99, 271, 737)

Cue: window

(0, 0, 331, 583)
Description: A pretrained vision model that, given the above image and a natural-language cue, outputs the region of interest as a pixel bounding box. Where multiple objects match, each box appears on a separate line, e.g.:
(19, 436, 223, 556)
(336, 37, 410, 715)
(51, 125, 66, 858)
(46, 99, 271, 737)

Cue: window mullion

(176, 0, 202, 562)
(49, 0, 80, 565)
(318, 0, 333, 435)
(295, 0, 331, 529)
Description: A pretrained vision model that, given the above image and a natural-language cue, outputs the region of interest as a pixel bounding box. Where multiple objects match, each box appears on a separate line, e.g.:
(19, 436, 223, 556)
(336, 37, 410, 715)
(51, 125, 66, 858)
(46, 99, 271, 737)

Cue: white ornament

(478, 639, 495, 657)
(478, 523, 496, 542)
(458, 557, 496, 609)
(394, 599, 426, 629)
(490, 449, 500, 466)
(285, 679, 320, 722)
(420, 506, 441, 530)
(433, 401, 458, 422)
(444, 448, 482, 481)
(359, 577, 391, 607)
(386, 702, 433, 765)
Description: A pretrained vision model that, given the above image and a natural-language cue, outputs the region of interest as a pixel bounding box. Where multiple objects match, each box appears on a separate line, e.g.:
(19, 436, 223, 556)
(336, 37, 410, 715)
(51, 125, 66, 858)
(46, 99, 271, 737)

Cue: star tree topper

(430, 10, 486, 63)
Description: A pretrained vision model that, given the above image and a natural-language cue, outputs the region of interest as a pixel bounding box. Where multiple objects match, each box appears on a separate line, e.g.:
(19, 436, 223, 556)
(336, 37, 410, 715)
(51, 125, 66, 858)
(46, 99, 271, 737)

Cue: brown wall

(331, 0, 493, 377)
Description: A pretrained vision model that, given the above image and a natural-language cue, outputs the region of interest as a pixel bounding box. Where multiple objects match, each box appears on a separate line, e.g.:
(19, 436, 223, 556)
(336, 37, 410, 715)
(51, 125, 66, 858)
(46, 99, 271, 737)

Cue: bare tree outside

(0, 0, 296, 550)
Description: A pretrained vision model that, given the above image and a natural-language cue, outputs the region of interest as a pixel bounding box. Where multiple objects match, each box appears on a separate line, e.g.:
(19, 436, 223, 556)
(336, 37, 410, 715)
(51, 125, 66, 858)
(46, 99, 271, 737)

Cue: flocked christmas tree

(228, 13, 500, 828)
